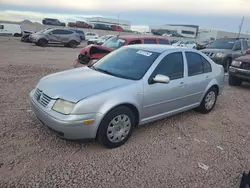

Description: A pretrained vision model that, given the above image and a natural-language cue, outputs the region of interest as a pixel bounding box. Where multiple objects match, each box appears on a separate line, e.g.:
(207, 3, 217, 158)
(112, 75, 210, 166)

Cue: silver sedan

(29, 45, 225, 148)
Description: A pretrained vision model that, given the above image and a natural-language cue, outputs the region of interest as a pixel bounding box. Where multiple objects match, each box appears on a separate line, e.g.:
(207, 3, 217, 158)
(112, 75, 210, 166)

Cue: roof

(119, 35, 170, 40)
(125, 44, 185, 53)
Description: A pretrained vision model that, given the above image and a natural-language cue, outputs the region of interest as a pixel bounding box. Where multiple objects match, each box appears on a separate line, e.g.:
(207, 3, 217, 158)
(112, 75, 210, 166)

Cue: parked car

(111, 25, 123, 32)
(21, 30, 34, 43)
(0, 23, 22, 36)
(67, 22, 77, 27)
(69, 29, 85, 41)
(30, 45, 224, 148)
(85, 32, 99, 41)
(173, 40, 197, 49)
(76, 21, 92, 28)
(42, 18, 66, 26)
(201, 38, 249, 72)
(93, 24, 112, 30)
(171, 40, 179, 45)
(74, 35, 171, 67)
(87, 35, 115, 45)
(196, 40, 211, 50)
(29, 28, 81, 48)
(228, 50, 250, 86)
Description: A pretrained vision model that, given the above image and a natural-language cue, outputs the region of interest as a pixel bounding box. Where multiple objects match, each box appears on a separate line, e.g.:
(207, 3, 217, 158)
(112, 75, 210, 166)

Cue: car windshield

(207, 40, 235, 49)
(88, 47, 160, 80)
(102, 37, 126, 49)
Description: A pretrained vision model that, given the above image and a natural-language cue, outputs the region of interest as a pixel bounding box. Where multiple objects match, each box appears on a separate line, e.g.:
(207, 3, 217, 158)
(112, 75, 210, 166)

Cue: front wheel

(229, 75, 242, 86)
(38, 39, 48, 47)
(196, 87, 218, 114)
(97, 106, 135, 148)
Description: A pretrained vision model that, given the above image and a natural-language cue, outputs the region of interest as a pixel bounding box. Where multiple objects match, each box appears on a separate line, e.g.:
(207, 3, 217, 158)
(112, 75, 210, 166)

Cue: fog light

(83, 119, 95, 125)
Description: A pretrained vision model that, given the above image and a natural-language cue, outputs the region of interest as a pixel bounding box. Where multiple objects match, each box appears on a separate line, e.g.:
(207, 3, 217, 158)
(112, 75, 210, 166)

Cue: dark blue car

(42, 18, 66, 27)
(69, 29, 85, 41)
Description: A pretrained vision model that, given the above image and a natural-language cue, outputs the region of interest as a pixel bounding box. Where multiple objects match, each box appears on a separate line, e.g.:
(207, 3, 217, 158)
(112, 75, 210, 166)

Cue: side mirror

(152, 74, 170, 84)
(246, 50, 250, 54)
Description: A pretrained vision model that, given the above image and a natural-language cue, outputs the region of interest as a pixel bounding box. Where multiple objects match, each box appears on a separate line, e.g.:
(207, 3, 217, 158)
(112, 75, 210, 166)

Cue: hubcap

(205, 91, 216, 110)
(107, 114, 131, 143)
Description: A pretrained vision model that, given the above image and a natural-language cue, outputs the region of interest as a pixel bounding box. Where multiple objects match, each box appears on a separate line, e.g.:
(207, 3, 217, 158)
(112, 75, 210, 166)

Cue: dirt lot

(0, 37, 249, 188)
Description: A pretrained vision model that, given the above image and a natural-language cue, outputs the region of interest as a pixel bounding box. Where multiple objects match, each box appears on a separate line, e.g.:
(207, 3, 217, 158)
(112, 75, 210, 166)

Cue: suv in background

(73, 35, 171, 67)
(228, 50, 250, 86)
(42, 18, 66, 26)
(29, 28, 81, 48)
(201, 38, 249, 72)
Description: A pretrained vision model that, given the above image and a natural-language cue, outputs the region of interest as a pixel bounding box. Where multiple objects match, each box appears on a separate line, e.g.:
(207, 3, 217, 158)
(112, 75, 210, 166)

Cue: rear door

(183, 51, 213, 104)
(49, 29, 63, 43)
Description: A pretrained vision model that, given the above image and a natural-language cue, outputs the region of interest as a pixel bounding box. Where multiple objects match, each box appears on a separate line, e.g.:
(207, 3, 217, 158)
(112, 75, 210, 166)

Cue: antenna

(238, 16, 244, 38)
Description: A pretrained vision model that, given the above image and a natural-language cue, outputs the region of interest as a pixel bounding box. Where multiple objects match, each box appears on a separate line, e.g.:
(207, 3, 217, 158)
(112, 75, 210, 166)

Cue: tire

(224, 58, 232, 72)
(97, 106, 135, 148)
(229, 75, 242, 86)
(68, 40, 78, 48)
(196, 87, 218, 114)
(38, 39, 48, 47)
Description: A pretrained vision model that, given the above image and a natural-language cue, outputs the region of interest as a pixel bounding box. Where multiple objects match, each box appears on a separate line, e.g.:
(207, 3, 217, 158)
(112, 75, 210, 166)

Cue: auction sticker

(137, 50, 152, 56)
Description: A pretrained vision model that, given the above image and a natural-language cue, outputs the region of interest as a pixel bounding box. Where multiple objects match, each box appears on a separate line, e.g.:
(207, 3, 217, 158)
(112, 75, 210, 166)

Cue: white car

(179, 41, 197, 49)
(85, 32, 99, 41)
(0, 23, 22, 36)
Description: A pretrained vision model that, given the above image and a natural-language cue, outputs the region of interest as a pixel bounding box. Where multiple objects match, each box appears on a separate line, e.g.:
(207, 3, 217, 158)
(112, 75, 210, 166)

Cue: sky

(0, 0, 250, 32)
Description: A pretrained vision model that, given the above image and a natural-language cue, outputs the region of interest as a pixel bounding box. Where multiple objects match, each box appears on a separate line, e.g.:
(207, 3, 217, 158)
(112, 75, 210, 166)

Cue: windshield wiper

(96, 68, 117, 76)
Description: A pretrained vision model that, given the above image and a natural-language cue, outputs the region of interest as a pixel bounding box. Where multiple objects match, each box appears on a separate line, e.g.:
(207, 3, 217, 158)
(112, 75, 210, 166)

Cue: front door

(142, 52, 187, 122)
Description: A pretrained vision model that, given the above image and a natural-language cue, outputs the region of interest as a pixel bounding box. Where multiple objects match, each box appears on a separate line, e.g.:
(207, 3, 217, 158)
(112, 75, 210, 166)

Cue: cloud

(1, 0, 250, 16)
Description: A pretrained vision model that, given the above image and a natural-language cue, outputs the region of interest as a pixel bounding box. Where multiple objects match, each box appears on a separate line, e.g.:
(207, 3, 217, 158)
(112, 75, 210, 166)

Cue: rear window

(159, 39, 170, 45)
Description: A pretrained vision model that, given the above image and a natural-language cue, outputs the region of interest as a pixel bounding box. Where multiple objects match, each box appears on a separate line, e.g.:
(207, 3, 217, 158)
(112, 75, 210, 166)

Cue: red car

(73, 35, 171, 68)
(68, 21, 92, 29)
(111, 25, 124, 32)
(229, 49, 250, 86)
(76, 21, 92, 29)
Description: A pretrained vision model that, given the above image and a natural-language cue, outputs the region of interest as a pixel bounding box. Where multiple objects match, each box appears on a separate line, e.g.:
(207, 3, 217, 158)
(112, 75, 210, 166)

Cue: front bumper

(229, 66, 250, 81)
(29, 90, 103, 140)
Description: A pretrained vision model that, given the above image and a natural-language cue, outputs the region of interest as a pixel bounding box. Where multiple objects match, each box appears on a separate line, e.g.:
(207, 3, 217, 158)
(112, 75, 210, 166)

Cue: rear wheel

(38, 39, 48, 47)
(229, 75, 242, 86)
(97, 106, 135, 148)
(68, 40, 78, 48)
(196, 87, 218, 114)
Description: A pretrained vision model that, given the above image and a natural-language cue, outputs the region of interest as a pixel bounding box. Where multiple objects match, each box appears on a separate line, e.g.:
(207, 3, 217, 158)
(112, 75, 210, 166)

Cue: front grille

(241, 62, 250, 70)
(78, 54, 90, 64)
(203, 52, 214, 57)
(34, 88, 52, 107)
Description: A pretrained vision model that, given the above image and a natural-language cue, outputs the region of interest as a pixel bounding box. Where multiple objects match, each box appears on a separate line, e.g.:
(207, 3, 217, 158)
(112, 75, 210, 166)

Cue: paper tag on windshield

(137, 50, 152, 56)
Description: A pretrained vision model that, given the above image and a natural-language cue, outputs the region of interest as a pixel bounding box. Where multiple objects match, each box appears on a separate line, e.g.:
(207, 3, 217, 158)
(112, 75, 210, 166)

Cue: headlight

(215, 53, 224, 58)
(231, 60, 242, 67)
(52, 99, 76, 115)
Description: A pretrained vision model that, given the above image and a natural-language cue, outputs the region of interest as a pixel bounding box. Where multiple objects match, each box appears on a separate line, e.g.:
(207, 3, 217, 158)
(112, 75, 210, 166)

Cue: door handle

(179, 82, 187, 87)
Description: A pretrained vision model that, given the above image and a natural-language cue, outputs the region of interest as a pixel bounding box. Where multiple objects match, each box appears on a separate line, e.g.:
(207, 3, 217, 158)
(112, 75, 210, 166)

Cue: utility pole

(238, 16, 244, 38)
(117, 12, 122, 35)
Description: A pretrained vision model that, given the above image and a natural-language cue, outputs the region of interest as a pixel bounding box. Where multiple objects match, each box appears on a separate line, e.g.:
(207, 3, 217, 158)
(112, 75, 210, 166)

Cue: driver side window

(151, 52, 184, 80)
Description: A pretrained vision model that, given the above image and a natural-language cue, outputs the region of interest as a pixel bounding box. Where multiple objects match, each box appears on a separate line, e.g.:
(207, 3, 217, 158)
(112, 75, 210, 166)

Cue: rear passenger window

(61, 30, 73, 35)
(243, 41, 248, 50)
(144, 39, 157, 44)
(51, 30, 61, 34)
(186, 52, 212, 76)
(201, 56, 212, 73)
(186, 52, 203, 76)
(128, 40, 141, 45)
(159, 39, 169, 45)
(152, 52, 184, 80)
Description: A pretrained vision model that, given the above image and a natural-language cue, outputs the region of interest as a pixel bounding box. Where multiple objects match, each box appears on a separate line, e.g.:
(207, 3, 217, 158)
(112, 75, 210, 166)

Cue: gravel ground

(0, 37, 249, 188)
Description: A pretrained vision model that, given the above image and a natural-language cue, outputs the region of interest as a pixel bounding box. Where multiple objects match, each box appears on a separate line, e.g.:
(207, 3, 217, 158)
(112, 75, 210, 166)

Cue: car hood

(201, 49, 232, 53)
(235, 55, 250, 63)
(36, 67, 134, 103)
